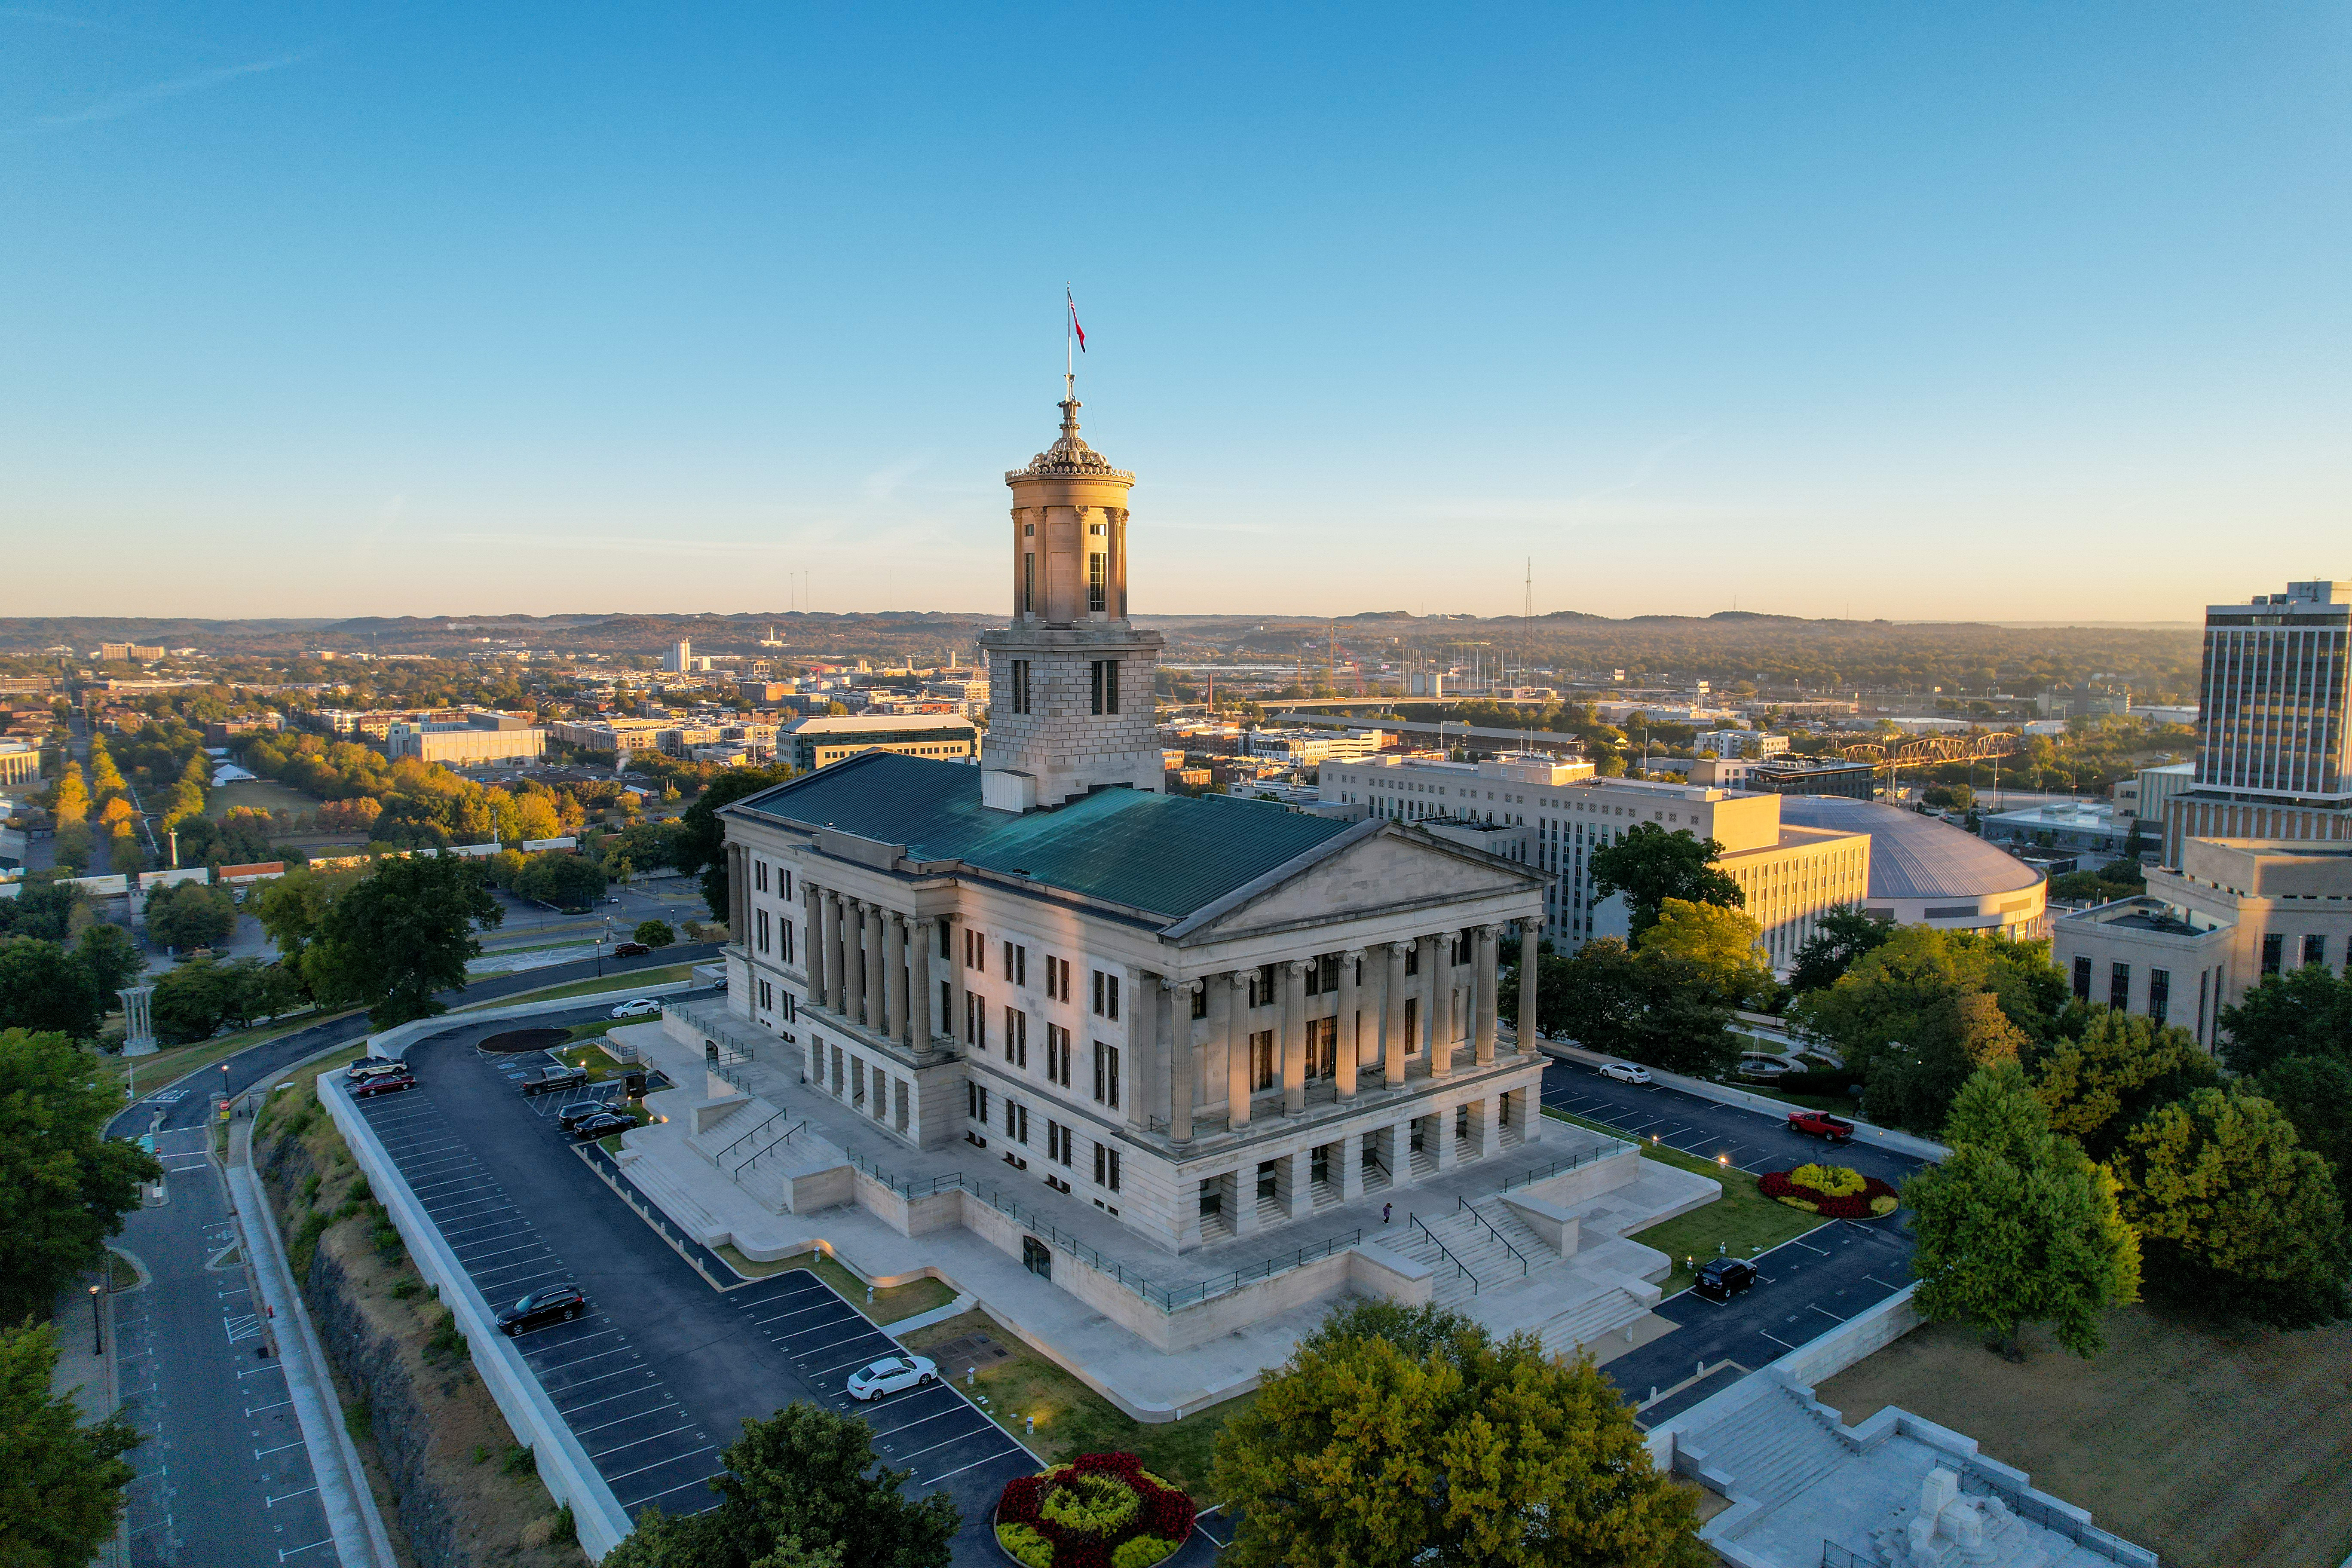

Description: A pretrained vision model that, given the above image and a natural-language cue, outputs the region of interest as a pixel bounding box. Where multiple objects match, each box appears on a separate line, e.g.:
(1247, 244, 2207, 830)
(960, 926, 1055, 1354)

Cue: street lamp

(89, 1283, 102, 1354)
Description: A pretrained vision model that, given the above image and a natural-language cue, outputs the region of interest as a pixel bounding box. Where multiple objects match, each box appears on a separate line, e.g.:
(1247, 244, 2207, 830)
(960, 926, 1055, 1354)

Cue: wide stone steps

(1536, 1287, 1647, 1357)
(1391, 1208, 1539, 1306)
(1683, 1383, 1850, 1511)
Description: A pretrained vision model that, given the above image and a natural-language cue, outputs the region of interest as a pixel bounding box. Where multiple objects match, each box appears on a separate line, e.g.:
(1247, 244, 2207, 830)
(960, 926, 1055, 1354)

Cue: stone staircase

(1390, 1200, 1546, 1307)
(1681, 1381, 1851, 1512)
(1534, 1286, 1648, 1357)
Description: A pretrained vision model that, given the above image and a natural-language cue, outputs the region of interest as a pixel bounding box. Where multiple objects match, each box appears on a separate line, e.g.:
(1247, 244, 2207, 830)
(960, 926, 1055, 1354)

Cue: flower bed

(1759, 1163, 1899, 1218)
(995, 1452, 1196, 1568)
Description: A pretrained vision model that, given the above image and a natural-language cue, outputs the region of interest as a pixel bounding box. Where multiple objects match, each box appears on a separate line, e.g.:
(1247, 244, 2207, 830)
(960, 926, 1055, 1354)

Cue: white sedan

(609, 998, 662, 1020)
(844, 1354, 938, 1402)
(1598, 1062, 1653, 1085)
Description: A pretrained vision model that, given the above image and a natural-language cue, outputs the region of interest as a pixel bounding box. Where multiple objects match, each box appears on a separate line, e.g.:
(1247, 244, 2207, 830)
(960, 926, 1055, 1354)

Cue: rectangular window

(1403, 996, 1420, 1054)
(1092, 969, 1119, 1019)
(781, 868, 793, 902)
(2109, 962, 2131, 1012)
(1003, 941, 1026, 986)
(1087, 552, 1106, 613)
(754, 860, 768, 893)
(1404, 944, 1421, 977)
(1009, 660, 1031, 715)
(2148, 968, 2170, 1026)
(1045, 955, 1070, 1001)
(1090, 659, 1121, 716)
(2072, 956, 2091, 1001)
(756, 908, 770, 954)
(1023, 551, 1035, 615)
(2263, 934, 2283, 976)
(1093, 1041, 1120, 1108)
(965, 928, 986, 971)
(966, 992, 986, 1051)
(967, 1082, 990, 1123)
(1094, 1143, 1121, 1191)
(1006, 1101, 1028, 1144)
(1250, 1030, 1276, 1092)
(1006, 1007, 1029, 1068)
(1045, 1023, 1072, 1087)
(1191, 983, 1208, 1019)
(2304, 934, 2327, 968)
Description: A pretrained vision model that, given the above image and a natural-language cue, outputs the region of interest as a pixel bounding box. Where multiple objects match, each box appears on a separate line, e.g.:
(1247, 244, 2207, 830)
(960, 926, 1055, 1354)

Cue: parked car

(1694, 1257, 1758, 1302)
(1598, 1062, 1653, 1085)
(845, 1354, 939, 1402)
(519, 1064, 589, 1096)
(1787, 1111, 1856, 1144)
(557, 1100, 616, 1131)
(496, 1284, 587, 1335)
(569, 1112, 636, 1142)
(345, 1057, 403, 1081)
(351, 1069, 416, 1099)
(610, 998, 662, 1019)
(613, 941, 651, 958)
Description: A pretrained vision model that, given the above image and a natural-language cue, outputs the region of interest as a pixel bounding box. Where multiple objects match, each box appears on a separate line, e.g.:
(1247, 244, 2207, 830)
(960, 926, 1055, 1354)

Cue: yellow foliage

(1790, 1163, 1865, 1197)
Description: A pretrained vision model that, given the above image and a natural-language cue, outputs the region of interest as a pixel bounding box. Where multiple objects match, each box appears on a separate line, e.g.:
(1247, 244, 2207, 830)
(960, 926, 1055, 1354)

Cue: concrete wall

(319, 1071, 634, 1561)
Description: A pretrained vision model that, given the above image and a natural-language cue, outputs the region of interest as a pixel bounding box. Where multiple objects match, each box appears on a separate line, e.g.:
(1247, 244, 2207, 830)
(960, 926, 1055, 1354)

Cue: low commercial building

(98, 642, 165, 662)
(2110, 761, 2194, 825)
(2052, 836, 2352, 1046)
(1740, 757, 1878, 800)
(1694, 729, 1788, 759)
(1981, 800, 2133, 858)
(383, 717, 548, 766)
(1777, 796, 2049, 941)
(1243, 728, 1387, 766)
(781, 714, 979, 772)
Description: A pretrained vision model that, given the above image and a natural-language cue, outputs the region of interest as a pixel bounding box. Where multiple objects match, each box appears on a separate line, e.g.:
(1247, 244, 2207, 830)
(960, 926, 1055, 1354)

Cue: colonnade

(796, 881, 939, 1052)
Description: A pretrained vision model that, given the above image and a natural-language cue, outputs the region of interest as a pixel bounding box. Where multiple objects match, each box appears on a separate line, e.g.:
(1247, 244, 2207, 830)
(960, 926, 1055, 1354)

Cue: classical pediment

(1163, 822, 1539, 944)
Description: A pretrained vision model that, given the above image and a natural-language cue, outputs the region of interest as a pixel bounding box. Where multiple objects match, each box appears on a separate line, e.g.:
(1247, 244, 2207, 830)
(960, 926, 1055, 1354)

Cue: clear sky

(3, 3, 2345, 623)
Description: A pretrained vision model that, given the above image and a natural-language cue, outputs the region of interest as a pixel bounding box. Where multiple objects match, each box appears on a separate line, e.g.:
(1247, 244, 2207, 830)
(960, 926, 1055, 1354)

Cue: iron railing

(1407, 1213, 1479, 1293)
(1958, 1472, 2155, 1565)
(1455, 1196, 1531, 1276)
(1495, 1133, 1631, 1194)
(1818, 1543, 1869, 1568)
(735, 1121, 809, 1177)
(715, 1108, 788, 1166)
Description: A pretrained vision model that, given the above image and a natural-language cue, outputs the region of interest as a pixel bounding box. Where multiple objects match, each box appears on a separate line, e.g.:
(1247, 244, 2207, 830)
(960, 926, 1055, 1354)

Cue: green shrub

(291, 1210, 333, 1273)
(996, 1522, 1053, 1568)
(427, 1309, 462, 1358)
(502, 1443, 536, 1478)
(1112, 1536, 1178, 1568)
(1789, 1163, 1865, 1197)
(300, 1173, 322, 1204)
(551, 1504, 576, 1545)
(389, 1277, 420, 1300)
(349, 1176, 372, 1205)
(371, 1222, 403, 1259)
(1041, 1473, 1141, 1539)
(470, 1443, 489, 1465)
(343, 1399, 371, 1443)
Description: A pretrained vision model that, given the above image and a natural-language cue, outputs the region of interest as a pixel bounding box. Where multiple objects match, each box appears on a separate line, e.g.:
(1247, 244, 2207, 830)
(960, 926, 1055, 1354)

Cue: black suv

(497, 1285, 587, 1335)
(570, 1111, 635, 1142)
(1694, 1258, 1758, 1302)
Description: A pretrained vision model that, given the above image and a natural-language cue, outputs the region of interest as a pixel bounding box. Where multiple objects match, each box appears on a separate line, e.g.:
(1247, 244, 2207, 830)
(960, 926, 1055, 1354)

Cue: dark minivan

(1694, 1258, 1758, 1302)
(496, 1284, 588, 1335)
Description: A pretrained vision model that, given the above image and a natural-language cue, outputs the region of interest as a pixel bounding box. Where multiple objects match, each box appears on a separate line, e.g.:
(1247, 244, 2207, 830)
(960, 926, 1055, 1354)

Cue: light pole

(89, 1283, 103, 1354)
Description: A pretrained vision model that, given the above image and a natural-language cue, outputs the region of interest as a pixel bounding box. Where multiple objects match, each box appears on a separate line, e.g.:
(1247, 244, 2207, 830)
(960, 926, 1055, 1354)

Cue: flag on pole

(1066, 288, 1086, 352)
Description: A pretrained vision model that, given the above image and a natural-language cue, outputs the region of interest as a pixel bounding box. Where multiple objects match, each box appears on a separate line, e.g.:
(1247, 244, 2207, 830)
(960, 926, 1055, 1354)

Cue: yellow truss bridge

(1838, 732, 2033, 770)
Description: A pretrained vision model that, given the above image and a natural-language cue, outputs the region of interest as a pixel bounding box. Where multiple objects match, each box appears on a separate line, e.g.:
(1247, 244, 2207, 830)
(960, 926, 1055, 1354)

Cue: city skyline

(5, 3, 2346, 622)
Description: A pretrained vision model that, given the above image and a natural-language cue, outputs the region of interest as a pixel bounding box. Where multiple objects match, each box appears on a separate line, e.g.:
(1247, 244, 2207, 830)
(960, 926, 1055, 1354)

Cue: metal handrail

(1819, 1543, 1869, 1568)
(715, 1109, 786, 1165)
(1455, 1196, 1531, 1276)
(736, 1121, 809, 1176)
(1407, 1213, 1479, 1294)
(1956, 1472, 2153, 1564)
(1494, 1132, 1633, 1195)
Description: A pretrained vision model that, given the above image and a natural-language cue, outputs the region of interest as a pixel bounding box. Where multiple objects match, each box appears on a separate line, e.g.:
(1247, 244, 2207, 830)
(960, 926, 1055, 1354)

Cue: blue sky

(3, 3, 2345, 622)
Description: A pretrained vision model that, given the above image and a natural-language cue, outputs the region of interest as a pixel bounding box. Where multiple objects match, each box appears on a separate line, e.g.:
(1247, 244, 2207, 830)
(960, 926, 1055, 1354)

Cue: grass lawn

(205, 778, 321, 820)
(898, 1308, 1255, 1504)
(1816, 1308, 2352, 1568)
(109, 1008, 363, 1101)
(551, 1040, 625, 1080)
(1544, 1107, 1830, 1295)
(454, 962, 698, 1010)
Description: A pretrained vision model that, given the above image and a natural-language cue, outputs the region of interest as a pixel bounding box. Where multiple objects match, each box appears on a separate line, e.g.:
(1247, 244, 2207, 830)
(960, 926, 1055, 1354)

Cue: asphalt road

(98, 941, 719, 1567)
(367, 1017, 1039, 1561)
(1536, 1055, 1927, 1425)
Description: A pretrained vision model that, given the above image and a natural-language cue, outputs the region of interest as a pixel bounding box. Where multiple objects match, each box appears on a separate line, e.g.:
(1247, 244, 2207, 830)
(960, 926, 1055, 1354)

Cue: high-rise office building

(663, 639, 692, 674)
(2163, 580, 2352, 863)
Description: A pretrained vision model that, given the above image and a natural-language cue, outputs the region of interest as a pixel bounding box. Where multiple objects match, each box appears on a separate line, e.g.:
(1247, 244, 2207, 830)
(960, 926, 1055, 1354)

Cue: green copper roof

(729, 751, 1352, 921)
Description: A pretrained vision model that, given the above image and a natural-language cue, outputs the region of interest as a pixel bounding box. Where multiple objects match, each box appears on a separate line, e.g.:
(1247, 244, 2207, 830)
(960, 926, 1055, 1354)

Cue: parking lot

(353, 1016, 1041, 1561)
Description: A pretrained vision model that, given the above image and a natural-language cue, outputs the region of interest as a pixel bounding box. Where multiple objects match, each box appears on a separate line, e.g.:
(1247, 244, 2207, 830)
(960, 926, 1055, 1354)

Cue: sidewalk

(47, 1271, 126, 1568)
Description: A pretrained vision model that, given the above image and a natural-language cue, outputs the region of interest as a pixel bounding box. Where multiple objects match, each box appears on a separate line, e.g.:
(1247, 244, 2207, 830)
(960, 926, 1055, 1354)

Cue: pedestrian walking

(1382, 1202, 1392, 1225)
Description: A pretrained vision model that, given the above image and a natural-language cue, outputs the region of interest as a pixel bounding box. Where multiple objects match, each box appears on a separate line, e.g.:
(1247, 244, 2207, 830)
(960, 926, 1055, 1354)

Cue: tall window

(2148, 968, 2170, 1026)
(1045, 1023, 1071, 1086)
(1023, 551, 1035, 615)
(1090, 659, 1120, 716)
(1005, 1007, 1029, 1068)
(2262, 934, 2283, 976)
(1087, 551, 1107, 612)
(1045, 955, 1071, 1001)
(1091, 969, 1120, 1019)
(2109, 962, 2131, 1012)
(1009, 660, 1031, 715)
(1092, 1041, 1120, 1109)
(1002, 941, 1026, 986)
(2072, 956, 2091, 1001)
(1093, 1142, 1121, 1192)
(2304, 934, 2328, 968)
(1250, 1030, 1276, 1092)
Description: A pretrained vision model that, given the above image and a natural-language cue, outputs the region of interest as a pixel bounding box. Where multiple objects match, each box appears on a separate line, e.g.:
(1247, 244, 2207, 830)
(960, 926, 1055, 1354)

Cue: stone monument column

(1221, 971, 1251, 1128)
(1382, 941, 1409, 1087)
(907, 915, 934, 1045)
(882, 911, 908, 1044)
(1473, 924, 1499, 1064)
(801, 880, 826, 998)
(119, 985, 157, 1057)
(1281, 960, 1308, 1115)
(1167, 979, 1194, 1142)
(1335, 948, 1363, 1100)
(1518, 919, 1540, 1051)
(1423, 934, 1451, 1076)
(842, 898, 867, 1026)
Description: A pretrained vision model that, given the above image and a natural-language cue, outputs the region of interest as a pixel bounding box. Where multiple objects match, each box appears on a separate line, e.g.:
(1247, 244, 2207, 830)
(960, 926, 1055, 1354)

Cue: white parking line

(750, 1300, 842, 1328)
(604, 1445, 717, 1484)
(547, 1365, 655, 1399)
(455, 1242, 548, 1266)
(890, 1427, 1005, 1467)
(591, 1422, 701, 1461)
(870, 1406, 977, 1443)
(809, 1346, 897, 1378)
(921, 1448, 1030, 1488)
(524, 1328, 625, 1356)
(622, 1470, 727, 1512)
(574, 1401, 681, 1438)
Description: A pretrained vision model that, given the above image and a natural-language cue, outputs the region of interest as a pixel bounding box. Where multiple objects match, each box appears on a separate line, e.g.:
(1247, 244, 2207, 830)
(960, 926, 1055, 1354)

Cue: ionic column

(1517, 919, 1540, 1052)
(802, 880, 826, 997)
(1473, 924, 1499, 1064)
(862, 903, 885, 1030)
(883, 911, 908, 1045)
(1382, 941, 1408, 1087)
(1281, 959, 1308, 1115)
(908, 915, 934, 1046)
(1335, 949, 1363, 1100)
(821, 891, 846, 1013)
(1125, 965, 1152, 1131)
(1221, 972, 1250, 1128)
(1423, 934, 1451, 1076)
(842, 898, 866, 1025)
(1168, 980, 1194, 1143)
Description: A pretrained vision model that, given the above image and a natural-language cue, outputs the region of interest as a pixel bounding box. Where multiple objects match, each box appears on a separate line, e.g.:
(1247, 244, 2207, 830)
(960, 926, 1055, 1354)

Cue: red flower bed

(996, 1452, 1196, 1568)
(1759, 1168, 1899, 1219)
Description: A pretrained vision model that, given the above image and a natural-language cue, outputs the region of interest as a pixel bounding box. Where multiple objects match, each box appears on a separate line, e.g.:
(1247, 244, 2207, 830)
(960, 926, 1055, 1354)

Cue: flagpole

(1064, 282, 1075, 402)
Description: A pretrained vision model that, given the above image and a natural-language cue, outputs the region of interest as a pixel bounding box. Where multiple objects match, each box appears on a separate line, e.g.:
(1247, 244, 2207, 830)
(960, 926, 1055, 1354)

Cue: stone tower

(978, 386, 1165, 812)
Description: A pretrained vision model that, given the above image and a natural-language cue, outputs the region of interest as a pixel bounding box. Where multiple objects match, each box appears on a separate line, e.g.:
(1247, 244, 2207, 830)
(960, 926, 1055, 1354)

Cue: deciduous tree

(677, 765, 798, 920)
(2255, 1056, 2352, 1219)
(1637, 897, 1770, 1006)
(309, 854, 502, 1026)
(1588, 822, 1743, 939)
(2030, 1009, 2217, 1161)
(605, 1403, 952, 1568)
(1548, 938, 1743, 1079)
(0, 1321, 143, 1568)
(1787, 904, 1893, 993)
(46, 765, 88, 827)
(634, 920, 675, 949)
(1210, 1299, 1707, 1568)
(2217, 965, 2352, 1076)
(2111, 1086, 2349, 1329)
(1903, 1064, 2140, 1360)
(0, 1030, 161, 1322)
(142, 882, 236, 952)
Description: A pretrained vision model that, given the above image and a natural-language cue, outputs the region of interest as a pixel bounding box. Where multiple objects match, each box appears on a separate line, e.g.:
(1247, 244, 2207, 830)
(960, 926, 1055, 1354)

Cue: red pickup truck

(1787, 1111, 1855, 1143)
